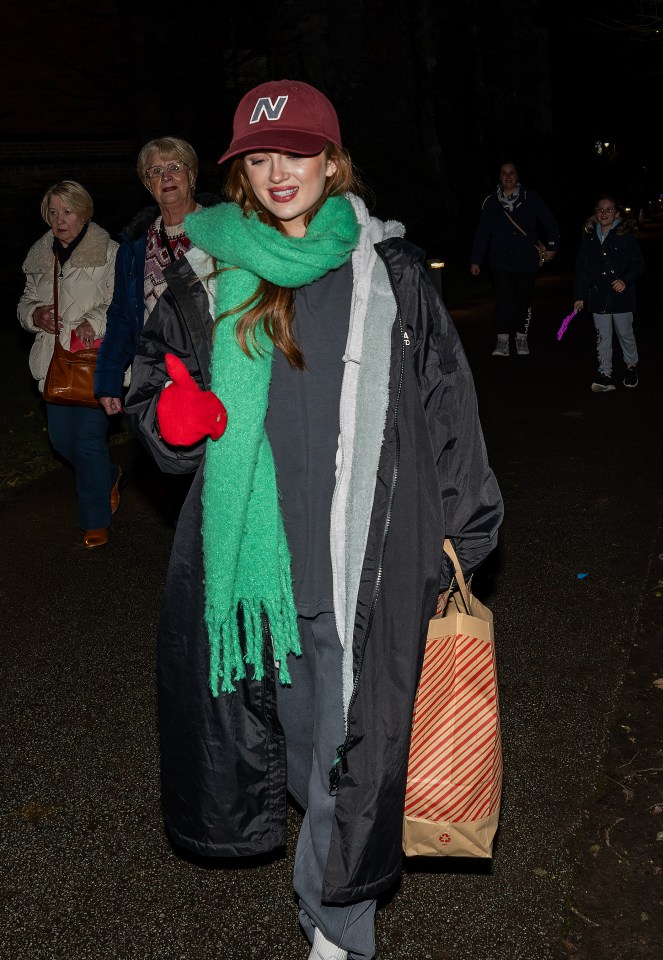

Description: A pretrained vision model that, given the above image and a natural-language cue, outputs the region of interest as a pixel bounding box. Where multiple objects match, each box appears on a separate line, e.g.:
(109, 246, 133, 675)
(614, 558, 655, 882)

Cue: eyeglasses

(595, 206, 615, 214)
(145, 162, 187, 180)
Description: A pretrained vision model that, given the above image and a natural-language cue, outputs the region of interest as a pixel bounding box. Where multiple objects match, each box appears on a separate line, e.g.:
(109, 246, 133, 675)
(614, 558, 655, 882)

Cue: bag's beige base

(403, 810, 499, 858)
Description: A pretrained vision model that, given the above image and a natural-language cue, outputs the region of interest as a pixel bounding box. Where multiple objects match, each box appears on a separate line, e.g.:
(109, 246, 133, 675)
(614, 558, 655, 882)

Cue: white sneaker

(308, 927, 348, 960)
(492, 335, 509, 357)
(516, 333, 529, 355)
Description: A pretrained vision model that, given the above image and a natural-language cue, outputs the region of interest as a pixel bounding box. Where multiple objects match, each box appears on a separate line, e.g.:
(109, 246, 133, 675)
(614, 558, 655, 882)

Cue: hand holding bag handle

(443, 538, 472, 610)
(43, 252, 101, 408)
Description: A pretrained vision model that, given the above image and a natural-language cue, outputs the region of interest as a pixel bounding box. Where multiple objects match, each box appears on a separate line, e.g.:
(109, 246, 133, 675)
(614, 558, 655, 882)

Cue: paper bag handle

(443, 539, 473, 612)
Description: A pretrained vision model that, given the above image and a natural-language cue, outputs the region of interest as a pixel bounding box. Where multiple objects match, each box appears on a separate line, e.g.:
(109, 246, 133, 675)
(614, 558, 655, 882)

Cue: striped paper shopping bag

(403, 540, 502, 858)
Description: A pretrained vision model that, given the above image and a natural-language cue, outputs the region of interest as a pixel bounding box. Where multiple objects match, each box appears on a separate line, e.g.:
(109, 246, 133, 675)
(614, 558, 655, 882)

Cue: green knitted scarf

(184, 197, 360, 695)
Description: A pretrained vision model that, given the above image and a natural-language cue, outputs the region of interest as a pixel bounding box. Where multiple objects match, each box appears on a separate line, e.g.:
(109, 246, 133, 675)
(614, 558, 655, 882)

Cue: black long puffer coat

(125, 235, 503, 903)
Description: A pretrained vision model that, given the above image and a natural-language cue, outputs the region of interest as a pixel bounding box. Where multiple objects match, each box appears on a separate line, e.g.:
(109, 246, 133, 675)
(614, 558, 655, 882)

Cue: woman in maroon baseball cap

(125, 78, 503, 960)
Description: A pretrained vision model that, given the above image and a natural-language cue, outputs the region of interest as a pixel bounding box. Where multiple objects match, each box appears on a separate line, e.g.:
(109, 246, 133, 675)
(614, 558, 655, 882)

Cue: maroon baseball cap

(218, 79, 342, 164)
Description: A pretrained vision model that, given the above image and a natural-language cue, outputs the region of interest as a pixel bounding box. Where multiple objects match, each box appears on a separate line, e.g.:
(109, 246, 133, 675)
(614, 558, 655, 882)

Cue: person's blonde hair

(219, 144, 364, 368)
(137, 136, 199, 188)
(40, 180, 93, 225)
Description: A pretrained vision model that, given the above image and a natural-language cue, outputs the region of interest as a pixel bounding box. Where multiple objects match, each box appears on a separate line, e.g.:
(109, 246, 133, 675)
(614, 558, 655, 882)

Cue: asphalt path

(2, 224, 662, 960)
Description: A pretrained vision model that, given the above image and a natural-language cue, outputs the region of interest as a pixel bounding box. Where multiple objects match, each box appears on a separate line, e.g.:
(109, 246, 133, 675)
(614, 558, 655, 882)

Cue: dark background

(2, 0, 662, 289)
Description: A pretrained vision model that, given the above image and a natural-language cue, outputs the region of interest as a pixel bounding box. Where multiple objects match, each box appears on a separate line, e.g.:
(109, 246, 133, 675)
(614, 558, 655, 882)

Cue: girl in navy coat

(573, 195, 645, 392)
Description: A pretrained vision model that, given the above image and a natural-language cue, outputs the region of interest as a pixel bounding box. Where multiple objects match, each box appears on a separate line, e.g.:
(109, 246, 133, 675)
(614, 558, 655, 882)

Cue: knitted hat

(218, 79, 342, 163)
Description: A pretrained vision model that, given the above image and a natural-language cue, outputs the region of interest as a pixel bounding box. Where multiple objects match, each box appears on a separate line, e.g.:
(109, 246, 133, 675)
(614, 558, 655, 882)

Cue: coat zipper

(329, 247, 406, 794)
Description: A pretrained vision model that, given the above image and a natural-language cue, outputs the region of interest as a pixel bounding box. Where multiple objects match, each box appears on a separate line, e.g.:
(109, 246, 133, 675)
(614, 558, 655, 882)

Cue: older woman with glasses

(94, 137, 219, 522)
(94, 136, 219, 416)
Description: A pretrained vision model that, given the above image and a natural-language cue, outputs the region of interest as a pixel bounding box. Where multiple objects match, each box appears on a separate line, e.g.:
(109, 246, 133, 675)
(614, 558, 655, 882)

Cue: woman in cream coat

(18, 180, 120, 548)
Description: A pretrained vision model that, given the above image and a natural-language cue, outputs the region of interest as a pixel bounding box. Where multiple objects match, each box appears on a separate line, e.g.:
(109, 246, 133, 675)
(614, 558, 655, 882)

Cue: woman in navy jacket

(470, 160, 559, 357)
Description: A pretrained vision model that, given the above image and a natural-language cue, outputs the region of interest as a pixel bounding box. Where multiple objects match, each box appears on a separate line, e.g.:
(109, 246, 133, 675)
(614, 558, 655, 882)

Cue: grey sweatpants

(275, 611, 376, 960)
(593, 312, 639, 375)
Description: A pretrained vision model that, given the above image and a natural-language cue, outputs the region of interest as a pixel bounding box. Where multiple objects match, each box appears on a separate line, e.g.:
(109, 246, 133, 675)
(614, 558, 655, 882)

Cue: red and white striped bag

(403, 539, 502, 858)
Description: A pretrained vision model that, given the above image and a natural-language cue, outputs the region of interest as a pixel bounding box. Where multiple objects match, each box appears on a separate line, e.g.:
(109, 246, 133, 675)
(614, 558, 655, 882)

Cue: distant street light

(426, 259, 445, 298)
(594, 140, 617, 159)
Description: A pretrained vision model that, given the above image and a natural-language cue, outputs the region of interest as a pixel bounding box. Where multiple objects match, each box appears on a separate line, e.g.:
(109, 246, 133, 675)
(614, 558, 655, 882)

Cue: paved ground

(1, 224, 662, 960)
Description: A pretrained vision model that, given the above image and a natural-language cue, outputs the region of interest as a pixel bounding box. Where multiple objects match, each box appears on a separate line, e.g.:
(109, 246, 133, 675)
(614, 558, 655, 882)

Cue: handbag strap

(502, 206, 545, 255)
(52, 252, 59, 330)
(502, 206, 530, 241)
(443, 539, 472, 612)
(163, 261, 212, 391)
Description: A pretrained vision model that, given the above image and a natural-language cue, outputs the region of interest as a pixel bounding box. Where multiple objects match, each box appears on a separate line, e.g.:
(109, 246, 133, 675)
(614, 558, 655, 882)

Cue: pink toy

(557, 309, 578, 341)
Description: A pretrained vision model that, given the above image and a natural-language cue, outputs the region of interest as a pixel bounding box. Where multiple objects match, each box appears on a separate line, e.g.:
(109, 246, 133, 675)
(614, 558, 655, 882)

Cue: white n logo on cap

(250, 95, 289, 124)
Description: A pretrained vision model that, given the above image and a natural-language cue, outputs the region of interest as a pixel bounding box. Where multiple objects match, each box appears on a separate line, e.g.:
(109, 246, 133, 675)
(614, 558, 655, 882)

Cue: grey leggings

(593, 312, 639, 374)
(275, 612, 376, 960)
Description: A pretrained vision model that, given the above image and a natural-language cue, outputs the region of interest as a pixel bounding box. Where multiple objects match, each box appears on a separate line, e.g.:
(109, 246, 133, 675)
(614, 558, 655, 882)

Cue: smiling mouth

(268, 187, 298, 202)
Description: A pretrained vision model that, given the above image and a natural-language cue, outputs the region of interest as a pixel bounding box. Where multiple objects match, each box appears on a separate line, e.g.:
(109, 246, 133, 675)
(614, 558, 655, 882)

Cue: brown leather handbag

(43, 253, 101, 408)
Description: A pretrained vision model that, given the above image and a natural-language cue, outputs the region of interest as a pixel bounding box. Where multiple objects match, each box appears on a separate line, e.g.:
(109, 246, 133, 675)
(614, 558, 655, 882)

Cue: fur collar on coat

(22, 222, 112, 273)
(582, 215, 638, 237)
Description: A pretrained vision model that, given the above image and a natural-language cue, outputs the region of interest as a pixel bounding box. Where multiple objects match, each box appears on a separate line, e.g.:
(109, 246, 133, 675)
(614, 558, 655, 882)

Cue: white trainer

(308, 927, 348, 960)
(492, 334, 509, 357)
(516, 333, 529, 355)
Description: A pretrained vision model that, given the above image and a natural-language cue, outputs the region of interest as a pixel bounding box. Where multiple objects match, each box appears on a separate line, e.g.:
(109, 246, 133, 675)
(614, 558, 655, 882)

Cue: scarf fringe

(207, 597, 302, 696)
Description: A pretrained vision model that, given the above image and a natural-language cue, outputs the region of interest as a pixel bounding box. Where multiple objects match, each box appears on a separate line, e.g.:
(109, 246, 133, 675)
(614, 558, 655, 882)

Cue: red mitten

(156, 353, 228, 446)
